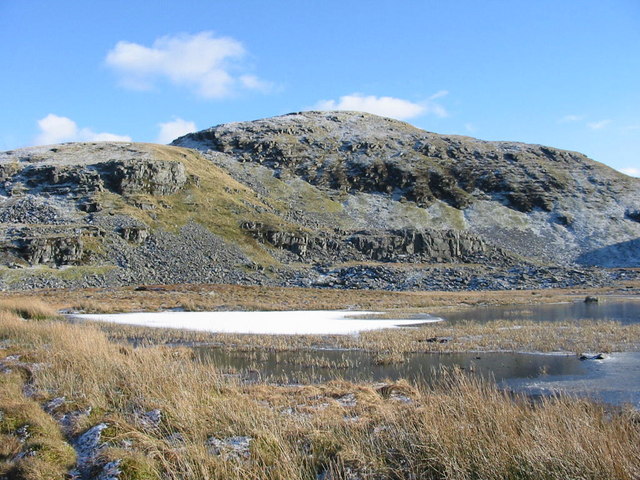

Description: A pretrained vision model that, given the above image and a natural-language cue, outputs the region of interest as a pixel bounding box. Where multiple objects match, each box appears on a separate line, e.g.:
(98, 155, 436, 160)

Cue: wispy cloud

(558, 114, 584, 123)
(620, 167, 639, 177)
(587, 119, 612, 130)
(157, 117, 197, 144)
(313, 92, 448, 121)
(105, 31, 270, 99)
(429, 90, 449, 100)
(35, 114, 131, 145)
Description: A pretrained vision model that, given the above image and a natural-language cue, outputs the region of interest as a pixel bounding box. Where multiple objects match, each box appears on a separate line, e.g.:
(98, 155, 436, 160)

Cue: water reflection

(195, 348, 586, 384)
(196, 347, 640, 407)
(433, 297, 640, 325)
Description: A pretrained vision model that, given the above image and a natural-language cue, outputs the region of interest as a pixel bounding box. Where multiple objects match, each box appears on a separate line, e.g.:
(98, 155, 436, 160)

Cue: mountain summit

(173, 111, 640, 267)
(0, 111, 638, 290)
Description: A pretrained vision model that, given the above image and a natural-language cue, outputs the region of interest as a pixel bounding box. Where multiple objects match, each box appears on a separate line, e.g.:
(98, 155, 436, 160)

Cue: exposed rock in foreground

(0, 111, 638, 291)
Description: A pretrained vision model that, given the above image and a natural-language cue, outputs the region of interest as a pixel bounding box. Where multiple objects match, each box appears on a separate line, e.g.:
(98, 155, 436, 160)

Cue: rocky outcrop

(0, 225, 104, 267)
(96, 159, 187, 196)
(117, 226, 149, 244)
(1, 155, 187, 199)
(626, 209, 640, 223)
(348, 229, 495, 262)
(14, 235, 84, 265)
(19, 164, 104, 195)
(241, 222, 508, 264)
(241, 222, 341, 259)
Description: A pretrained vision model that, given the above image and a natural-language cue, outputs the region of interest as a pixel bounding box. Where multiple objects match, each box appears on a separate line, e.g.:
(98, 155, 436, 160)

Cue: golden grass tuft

(0, 298, 60, 320)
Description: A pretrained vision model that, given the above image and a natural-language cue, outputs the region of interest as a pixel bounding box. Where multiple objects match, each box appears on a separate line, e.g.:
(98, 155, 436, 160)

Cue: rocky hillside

(0, 111, 638, 291)
(174, 111, 640, 267)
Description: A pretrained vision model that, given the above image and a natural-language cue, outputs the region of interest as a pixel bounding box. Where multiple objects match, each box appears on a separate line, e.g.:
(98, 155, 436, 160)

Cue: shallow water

(505, 352, 640, 408)
(196, 348, 640, 408)
(195, 348, 585, 384)
(435, 297, 640, 325)
(76, 297, 640, 407)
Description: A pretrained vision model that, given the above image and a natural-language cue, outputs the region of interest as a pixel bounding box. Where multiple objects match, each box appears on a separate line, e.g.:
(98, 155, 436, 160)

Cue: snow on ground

(72, 310, 440, 335)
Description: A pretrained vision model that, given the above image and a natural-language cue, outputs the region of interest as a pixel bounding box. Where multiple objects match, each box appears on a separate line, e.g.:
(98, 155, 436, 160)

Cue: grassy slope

(94, 144, 289, 266)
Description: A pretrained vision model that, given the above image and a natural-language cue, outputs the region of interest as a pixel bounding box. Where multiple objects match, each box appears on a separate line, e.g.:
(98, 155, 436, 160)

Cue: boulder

(117, 226, 149, 244)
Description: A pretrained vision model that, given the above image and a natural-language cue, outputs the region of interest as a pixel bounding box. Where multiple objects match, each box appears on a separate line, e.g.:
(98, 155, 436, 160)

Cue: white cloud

(559, 114, 584, 123)
(157, 118, 197, 144)
(587, 119, 612, 130)
(313, 93, 448, 121)
(239, 74, 272, 92)
(620, 167, 639, 177)
(429, 90, 449, 100)
(35, 114, 131, 145)
(105, 31, 268, 99)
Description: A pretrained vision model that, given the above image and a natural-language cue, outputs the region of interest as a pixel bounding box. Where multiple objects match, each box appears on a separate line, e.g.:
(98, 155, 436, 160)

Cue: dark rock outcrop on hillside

(0, 111, 638, 291)
(241, 222, 510, 264)
(2, 158, 187, 199)
(95, 159, 188, 196)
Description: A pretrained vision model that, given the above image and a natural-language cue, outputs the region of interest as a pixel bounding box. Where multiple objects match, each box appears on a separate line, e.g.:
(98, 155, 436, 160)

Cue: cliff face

(0, 111, 638, 291)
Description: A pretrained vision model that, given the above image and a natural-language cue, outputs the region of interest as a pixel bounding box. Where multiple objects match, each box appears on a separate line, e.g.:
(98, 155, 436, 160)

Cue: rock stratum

(0, 111, 638, 291)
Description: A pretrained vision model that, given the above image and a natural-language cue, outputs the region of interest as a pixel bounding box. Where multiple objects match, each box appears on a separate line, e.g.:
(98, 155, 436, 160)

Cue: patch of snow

(336, 393, 357, 407)
(137, 409, 162, 429)
(207, 435, 252, 459)
(72, 310, 440, 335)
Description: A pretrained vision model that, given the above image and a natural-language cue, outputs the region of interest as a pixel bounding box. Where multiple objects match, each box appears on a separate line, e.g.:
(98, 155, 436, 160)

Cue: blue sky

(1, 0, 639, 175)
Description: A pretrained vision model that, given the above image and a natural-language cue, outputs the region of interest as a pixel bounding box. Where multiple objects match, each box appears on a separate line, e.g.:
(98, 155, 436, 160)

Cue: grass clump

(0, 298, 60, 320)
(0, 363, 76, 479)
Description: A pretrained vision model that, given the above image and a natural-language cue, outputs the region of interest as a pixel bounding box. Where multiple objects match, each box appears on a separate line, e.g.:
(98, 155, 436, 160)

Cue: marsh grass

(1, 301, 640, 478)
(0, 298, 60, 320)
(89, 317, 640, 357)
(2, 283, 608, 316)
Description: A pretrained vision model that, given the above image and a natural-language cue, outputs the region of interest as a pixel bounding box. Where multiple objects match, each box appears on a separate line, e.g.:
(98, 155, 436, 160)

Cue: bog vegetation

(1, 299, 640, 479)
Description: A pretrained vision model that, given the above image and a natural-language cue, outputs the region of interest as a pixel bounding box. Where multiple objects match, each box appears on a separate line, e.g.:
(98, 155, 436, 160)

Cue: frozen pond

(73, 310, 441, 335)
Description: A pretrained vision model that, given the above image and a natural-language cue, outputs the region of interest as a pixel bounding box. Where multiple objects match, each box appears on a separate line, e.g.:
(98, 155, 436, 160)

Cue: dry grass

(90, 317, 640, 357)
(1, 301, 640, 479)
(0, 298, 61, 320)
(3, 281, 638, 316)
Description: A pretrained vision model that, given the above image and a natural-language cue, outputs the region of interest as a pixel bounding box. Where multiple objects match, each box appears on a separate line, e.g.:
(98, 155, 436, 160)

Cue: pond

(195, 348, 640, 409)
(75, 296, 640, 407)
(434, 296, 640, 325)
(195, 348, 582, 384)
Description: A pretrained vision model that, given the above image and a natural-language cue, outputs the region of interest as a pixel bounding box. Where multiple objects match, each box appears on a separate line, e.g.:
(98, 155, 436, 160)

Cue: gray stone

(96, 159, 187, 195)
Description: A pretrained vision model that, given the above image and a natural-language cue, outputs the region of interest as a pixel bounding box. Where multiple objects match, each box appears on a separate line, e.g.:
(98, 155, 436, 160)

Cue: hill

(0, 111, 638, 290)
